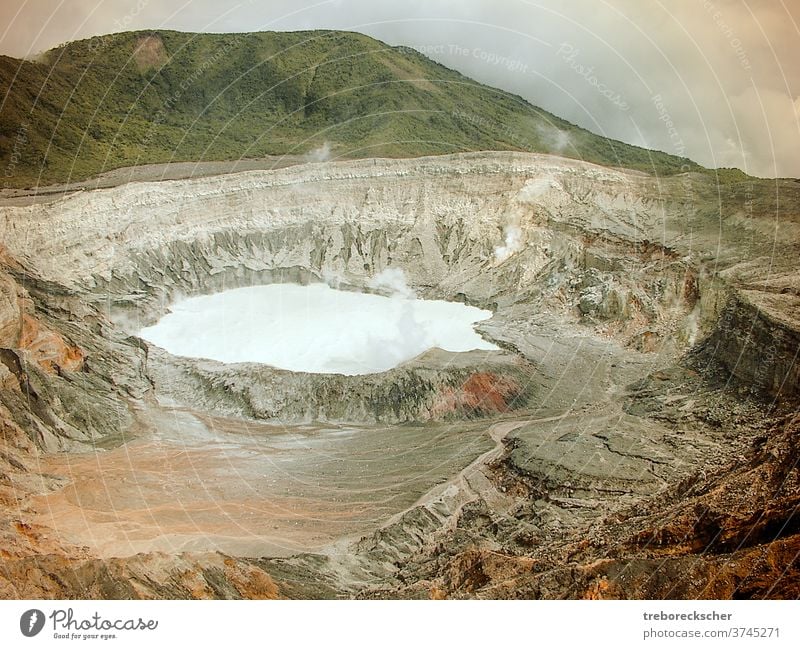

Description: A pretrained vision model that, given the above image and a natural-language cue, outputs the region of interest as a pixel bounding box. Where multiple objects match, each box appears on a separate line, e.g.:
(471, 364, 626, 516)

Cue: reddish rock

(19, 313, 84, 373)
(431, 372, 522, 418)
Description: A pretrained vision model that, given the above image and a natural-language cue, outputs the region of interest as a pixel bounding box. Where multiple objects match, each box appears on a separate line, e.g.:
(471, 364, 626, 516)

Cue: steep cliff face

(0, 274, 136, 455)
(0, 152, 797, 599)
(695, 289, 800, 401)
(0, 271, 19, 346)
(146, 348, 534, 424)
(0, 263, 84, 375)
(1, 153, 737, 350)
(3, 152, 745, 425)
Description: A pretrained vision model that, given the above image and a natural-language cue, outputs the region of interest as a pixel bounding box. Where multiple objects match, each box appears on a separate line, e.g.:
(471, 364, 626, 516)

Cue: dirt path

(367, 411, 572, 536)
(318, 411, 576, 591)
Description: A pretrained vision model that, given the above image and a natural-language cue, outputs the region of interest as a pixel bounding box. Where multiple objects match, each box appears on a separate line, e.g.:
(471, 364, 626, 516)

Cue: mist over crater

(138, 282, 498, 375)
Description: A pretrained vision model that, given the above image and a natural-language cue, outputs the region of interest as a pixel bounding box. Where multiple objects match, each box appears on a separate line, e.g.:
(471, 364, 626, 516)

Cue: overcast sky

(1, 0, 798, 177)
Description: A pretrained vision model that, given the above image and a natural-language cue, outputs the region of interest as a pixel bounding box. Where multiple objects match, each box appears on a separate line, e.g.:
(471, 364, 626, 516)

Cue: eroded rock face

(146, 347, 534, 424)
(695, 290, 800, 401)
(0, 271, 20, 346)
(350, 371, 798, 600)
(0, 152, 797, 599)
(7, 153, 792, 379)
(0, 551, 283, 600)
(0, 266, 83, 374)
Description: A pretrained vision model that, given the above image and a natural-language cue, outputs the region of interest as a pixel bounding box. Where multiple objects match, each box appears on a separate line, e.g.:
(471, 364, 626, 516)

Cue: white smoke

(494, 176, 559, 263)
(494, 223, 523, 264)
(322, 268, 344, 289)
(368, 267, 416, 298)
(517, 176, 560, 202)
(304, 141, 332, 162)
(536, 124, 571, 154)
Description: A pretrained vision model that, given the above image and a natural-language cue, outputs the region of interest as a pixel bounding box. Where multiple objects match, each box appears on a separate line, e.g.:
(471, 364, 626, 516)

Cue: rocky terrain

(0, 151, 797, 599)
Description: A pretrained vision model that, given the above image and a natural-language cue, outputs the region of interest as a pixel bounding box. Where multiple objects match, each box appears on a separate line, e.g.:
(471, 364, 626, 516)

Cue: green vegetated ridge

(0, 29, 704, 188)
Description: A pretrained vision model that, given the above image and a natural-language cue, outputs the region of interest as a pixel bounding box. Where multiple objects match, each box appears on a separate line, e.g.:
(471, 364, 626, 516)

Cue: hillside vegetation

(0, 29, 702, 187)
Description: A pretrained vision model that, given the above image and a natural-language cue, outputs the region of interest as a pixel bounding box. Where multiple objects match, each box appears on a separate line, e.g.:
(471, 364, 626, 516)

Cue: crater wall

(0, 152, 797, 599)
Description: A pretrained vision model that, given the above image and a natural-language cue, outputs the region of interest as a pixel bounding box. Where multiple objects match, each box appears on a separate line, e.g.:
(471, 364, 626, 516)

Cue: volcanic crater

(0, 151, 798, 599)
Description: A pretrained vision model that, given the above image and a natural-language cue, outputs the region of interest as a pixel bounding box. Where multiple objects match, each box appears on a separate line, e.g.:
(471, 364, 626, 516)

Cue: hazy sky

(2, 0, 798, 177)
